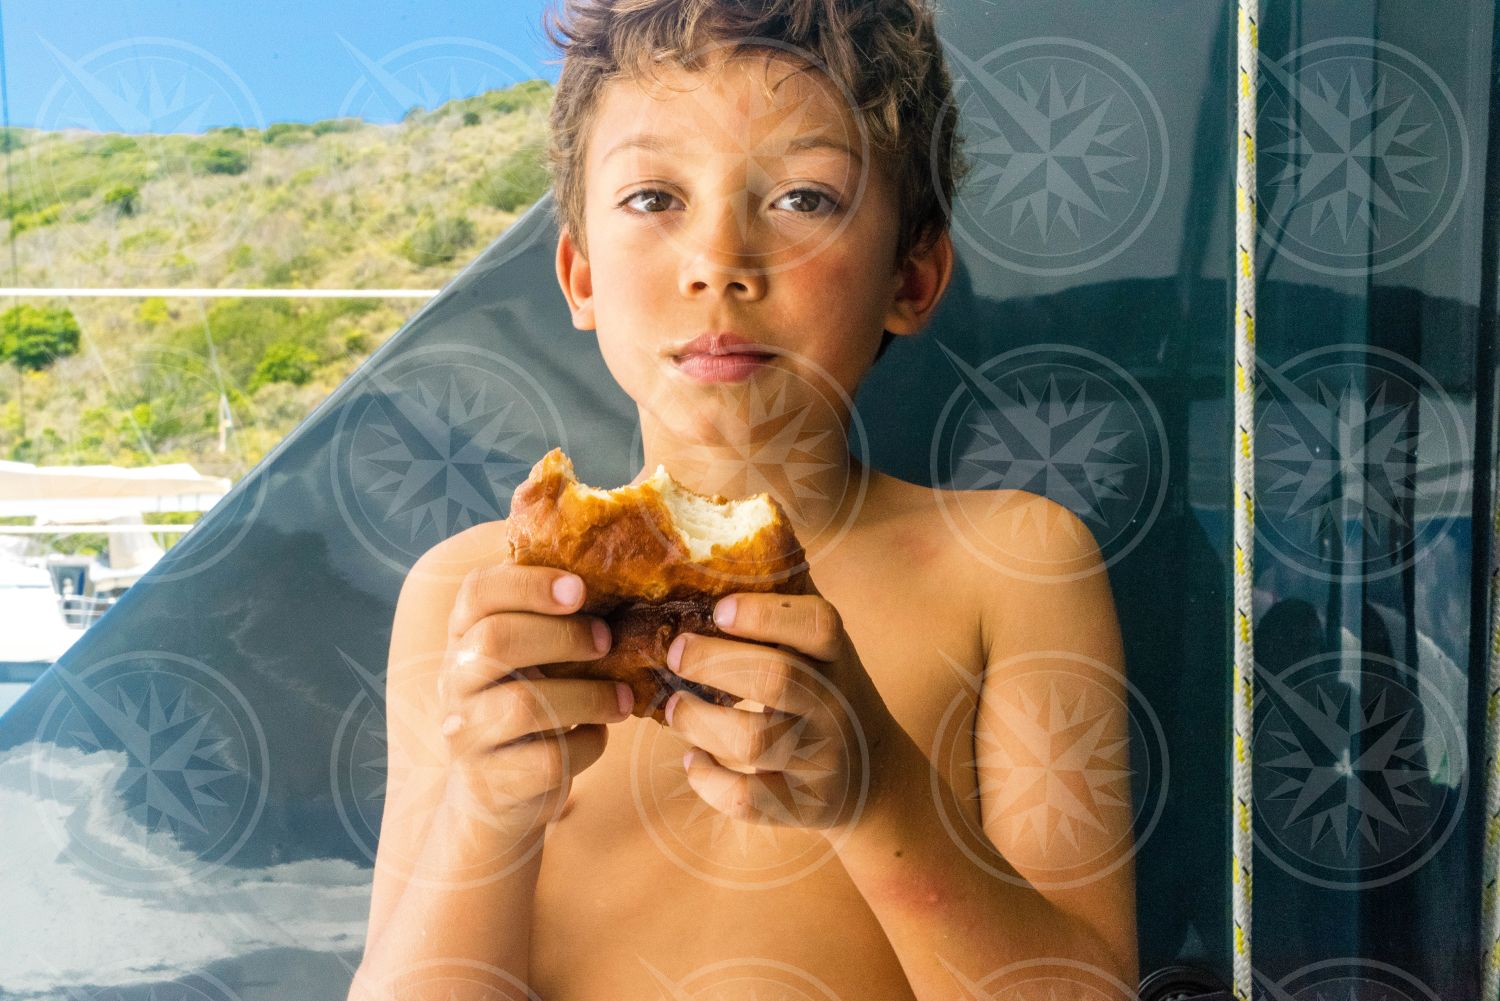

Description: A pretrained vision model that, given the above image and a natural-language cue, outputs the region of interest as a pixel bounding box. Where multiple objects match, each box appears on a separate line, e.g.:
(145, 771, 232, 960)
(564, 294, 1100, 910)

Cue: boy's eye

(617, 187, 840, 216)
(620, 189, 679, 214)
(773, 188, 838, 215)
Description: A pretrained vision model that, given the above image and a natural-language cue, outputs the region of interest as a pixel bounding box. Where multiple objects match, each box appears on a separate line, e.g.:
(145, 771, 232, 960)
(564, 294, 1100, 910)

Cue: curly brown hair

(539, 0, 972, 362)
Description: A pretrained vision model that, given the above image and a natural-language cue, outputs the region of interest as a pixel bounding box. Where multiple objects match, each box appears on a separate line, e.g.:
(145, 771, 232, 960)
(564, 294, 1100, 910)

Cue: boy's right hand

(439, 563, 627, 843)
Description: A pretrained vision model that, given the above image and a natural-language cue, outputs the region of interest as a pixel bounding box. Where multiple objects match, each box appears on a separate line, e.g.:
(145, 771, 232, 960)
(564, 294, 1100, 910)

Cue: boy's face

(556, 47, 942, 437)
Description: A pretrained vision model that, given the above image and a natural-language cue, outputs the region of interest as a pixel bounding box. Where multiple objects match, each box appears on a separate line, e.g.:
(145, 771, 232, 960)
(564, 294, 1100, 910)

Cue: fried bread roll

(506, 447, 809, 723)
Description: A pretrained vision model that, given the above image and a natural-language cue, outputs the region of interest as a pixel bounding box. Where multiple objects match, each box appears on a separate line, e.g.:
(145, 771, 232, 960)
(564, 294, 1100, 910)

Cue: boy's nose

(677, 237, 769, 300)
(675, 196, 772, 299)
(678, 251, 768, 300)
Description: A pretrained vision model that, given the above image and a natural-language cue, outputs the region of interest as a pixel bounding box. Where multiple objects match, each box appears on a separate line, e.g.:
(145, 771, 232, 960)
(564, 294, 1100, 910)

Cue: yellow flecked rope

(1484, 494, 1500, 1000)
(1232, 1, 1258, 998)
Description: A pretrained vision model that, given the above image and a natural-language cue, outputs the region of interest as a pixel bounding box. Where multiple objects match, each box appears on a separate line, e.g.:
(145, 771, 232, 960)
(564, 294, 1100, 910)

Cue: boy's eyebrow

(603, 132, 862, 165)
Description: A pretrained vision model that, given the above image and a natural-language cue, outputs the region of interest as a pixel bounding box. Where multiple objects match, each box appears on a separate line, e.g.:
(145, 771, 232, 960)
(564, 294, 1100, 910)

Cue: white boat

(0, 460, 232, 717)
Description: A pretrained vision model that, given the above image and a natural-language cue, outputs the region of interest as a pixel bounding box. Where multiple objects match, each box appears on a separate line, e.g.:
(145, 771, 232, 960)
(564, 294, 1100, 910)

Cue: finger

(449, 563, 590, 639)
(665, 690, 803, 773)
(494, 722, 611, 802)
(457, 724, 609, 824)
(447, 610, 611, 699)
(682, 747, 805, 825)
(712, 593, 845, 662)
(445, 677, 629, 752)
(667, 632, 813, 715)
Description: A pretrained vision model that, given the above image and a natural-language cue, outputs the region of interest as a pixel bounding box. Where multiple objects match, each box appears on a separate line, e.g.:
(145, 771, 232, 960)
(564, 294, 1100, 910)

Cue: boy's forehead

(590, 50, 859, 160)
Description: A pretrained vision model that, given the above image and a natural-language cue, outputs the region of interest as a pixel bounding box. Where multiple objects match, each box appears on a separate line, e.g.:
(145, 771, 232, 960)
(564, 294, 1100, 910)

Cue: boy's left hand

(663, 572, 901, 836)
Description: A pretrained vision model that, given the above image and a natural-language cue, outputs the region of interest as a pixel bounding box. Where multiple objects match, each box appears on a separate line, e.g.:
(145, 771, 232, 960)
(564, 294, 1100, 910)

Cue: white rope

(1483, 492, 1500, 998)
(1232, 1, 1259, 997)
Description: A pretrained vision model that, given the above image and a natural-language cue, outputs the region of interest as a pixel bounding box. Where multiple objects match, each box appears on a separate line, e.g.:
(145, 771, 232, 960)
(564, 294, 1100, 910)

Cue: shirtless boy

(350, 1, 1138, 998)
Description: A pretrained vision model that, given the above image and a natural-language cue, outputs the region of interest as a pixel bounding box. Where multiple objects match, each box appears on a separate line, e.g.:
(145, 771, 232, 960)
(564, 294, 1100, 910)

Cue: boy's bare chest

(529, 506, 989, 1000)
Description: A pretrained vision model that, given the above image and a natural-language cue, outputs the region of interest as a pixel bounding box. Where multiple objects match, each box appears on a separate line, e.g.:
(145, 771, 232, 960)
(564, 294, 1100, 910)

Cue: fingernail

(666, 633, 687, 672)
(615, 682, 633, 716)
(682, 749, 695, 770)
(592, 617, 611, 653)
(553, 574, 582, 606)
(713, 596, 737, 628)
(664, 691, 682, 726)
(441, 713, 463, 736)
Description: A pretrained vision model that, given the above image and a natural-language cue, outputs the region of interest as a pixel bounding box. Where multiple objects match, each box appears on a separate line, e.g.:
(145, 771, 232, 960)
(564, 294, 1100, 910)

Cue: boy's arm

(968, 496, 1140, 982)
(350, 528, 543, 1001)
(826, 495, 1138, 998)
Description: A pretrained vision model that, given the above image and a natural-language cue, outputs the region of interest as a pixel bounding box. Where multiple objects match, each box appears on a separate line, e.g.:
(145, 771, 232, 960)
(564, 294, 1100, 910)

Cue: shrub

(95, 135, 138, 157)
(262, 123, 311, 145)
(263, 253, 319, 285)
(136, 297, 170, 327)
(103, 183, 139, 216)
(0, 305, 81, 372)
(472, 142, 549, 212)
(11, 203, 63, 234)
(401, 215, 474, 266)
(461, 110, 481, 127)
(251, 340, 319, 389)
(200, 145, 249, 175)
(311, 117, 360, 136)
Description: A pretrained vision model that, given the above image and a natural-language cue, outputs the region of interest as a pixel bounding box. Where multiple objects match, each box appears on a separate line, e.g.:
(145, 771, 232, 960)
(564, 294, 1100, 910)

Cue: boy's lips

(668, 331, 776, 358)
(667, 331, 781, 381)
(672, 352, 775, 383)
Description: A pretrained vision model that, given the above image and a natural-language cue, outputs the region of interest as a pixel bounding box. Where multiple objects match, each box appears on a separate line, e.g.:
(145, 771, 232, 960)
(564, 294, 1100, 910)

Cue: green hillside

(0, 79, 554, 490)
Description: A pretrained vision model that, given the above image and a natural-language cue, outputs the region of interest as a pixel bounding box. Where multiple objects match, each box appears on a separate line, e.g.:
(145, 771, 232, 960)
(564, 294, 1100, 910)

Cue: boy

(352, 1, 1138, 998)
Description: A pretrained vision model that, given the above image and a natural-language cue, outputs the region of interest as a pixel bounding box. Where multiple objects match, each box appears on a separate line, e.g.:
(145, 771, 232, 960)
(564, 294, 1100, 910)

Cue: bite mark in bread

(506, 448, 809, 722)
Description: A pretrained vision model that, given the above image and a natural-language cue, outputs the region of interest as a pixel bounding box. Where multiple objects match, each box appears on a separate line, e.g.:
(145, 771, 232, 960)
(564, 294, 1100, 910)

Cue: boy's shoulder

(877, 471, 1101, 575)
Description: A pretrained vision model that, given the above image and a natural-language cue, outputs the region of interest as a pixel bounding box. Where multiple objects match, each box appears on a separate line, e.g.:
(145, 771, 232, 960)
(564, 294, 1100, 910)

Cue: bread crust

(506, 448, 809, 722)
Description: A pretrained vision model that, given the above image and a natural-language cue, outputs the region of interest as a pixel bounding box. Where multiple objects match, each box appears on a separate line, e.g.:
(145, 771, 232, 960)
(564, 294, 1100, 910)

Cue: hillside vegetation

(0, 80, 554, 488)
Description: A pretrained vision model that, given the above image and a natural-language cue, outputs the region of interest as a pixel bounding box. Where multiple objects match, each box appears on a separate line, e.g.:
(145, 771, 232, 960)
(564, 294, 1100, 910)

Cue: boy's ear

(882, 228, 954, 338)
(555, 226, 597, 331)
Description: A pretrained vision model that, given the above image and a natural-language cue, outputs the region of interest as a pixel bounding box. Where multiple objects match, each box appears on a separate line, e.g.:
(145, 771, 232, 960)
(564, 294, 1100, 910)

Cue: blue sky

(0, 0, 560, 132)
